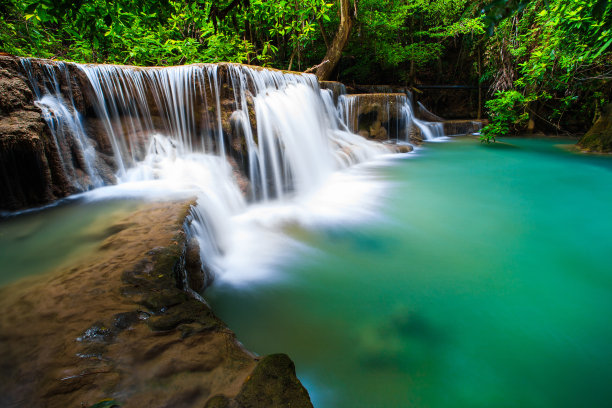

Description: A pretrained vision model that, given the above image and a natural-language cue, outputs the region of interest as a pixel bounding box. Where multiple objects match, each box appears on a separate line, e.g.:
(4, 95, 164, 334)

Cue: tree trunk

(477, 47, 482, 120)
(314, 0, 354, 81)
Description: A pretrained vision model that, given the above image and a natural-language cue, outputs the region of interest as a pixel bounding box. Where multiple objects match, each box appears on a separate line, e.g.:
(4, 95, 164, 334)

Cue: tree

(310, 0, 355, 80)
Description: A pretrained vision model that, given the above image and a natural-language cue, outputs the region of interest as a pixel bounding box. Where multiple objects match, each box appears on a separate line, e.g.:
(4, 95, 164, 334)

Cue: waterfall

(337, 92, 446, 143)
(18, 58, 455, 287)
(21, 59, 103, 190)
(399, 98, 446, 142)
(71, 62, 391, 286)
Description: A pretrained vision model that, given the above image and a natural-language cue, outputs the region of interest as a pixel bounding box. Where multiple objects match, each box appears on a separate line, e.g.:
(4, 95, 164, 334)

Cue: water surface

(206, 137, 612, 408)
(0, 199, 145, 286)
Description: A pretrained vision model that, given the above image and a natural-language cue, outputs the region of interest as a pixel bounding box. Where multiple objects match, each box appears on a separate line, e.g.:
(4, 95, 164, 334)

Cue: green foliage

(0, 0, 609, 135)
(0, 0, 332, 68)
(483, 0, 612, 133)
(480, 90, 527, 142)
(342, 0, 484, 83)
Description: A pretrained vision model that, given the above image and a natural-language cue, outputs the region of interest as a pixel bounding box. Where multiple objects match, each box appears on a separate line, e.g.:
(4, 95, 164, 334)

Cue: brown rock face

(342, 93, 425, 144)
(0, 200, 313, 408)
(443, 120, 485, 136)
(578, 103, 612, 153)
(0, 61, 71, 210)
(0, 56, 119, 211)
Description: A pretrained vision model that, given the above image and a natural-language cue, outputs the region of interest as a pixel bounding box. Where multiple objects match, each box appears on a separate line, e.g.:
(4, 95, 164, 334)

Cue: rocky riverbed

(0, 200, 312, 408)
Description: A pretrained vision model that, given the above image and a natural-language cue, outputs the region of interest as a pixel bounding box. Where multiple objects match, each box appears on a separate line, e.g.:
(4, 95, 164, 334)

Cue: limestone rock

(578, 103, 612, 153)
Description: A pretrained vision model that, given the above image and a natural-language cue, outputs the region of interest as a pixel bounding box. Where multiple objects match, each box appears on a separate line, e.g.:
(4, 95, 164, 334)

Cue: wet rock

(443, 119, 485, 136)
(358, 130, 370, 139)
(0, 60, 71, 210)
(397, 144, 413, 153)
(235, 354, 313, 408)
(113, 311, 140, 330)
(578, 103, 612, 153)
(319, 80, 346, 103)
(369, 120, 388, 140)
(0, 67, 34, 114)
(186, 237, 207, 292)
(147, 299, 218, 332)
(77, 322, 116, 344)
(0, 56, 110, 210)
(1, 201, 299, 408)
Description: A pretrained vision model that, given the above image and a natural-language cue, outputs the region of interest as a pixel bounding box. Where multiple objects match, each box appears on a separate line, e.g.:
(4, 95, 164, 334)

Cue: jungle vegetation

(0, 0, 610, 138)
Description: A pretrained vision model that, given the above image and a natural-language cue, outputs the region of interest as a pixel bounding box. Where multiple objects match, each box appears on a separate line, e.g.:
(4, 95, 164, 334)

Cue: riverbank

(0, 199, 312, 408)
(205, 136, 612, 408)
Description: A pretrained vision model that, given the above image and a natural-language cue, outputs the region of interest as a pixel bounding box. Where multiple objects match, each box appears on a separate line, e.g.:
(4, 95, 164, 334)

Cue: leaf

(25, 14, 36, 21)
(592, 36, 612, 59)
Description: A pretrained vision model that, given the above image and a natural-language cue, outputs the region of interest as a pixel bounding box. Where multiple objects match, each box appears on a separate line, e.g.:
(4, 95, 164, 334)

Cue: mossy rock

(234, 354, 313, 408)
(578, 103, 612, 153)
(146, 298, 218, 332)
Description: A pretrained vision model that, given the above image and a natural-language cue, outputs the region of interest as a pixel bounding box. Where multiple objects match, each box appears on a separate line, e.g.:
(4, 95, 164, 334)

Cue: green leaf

(592, 37, 612, 59)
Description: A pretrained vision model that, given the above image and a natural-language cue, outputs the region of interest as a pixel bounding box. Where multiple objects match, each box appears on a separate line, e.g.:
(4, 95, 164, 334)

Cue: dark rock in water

(0, 56, 118, 211)
(0, 62, 70, 210)
(185, 237, 206, 292)
(443, 119, 485, 136)
(578, 103, 612, 153)
(235, 354, 314, 408)
(397, 144, 413, 153)
(340, 93, 426, 144)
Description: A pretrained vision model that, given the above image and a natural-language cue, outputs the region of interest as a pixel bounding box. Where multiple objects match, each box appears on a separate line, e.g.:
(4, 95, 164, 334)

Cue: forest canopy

(0, 0, 610, 135)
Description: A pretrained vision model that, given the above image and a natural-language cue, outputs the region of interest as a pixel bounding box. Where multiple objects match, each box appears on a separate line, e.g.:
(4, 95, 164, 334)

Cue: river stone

(234, 354, 314, 408)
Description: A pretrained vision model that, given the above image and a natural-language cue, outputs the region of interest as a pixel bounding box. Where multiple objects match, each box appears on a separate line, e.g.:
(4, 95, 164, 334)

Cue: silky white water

(338, 92, 448, 143)
(19, 59, 446, 286)
(21, 59, 103, 190)
(66, 63, 402, 285)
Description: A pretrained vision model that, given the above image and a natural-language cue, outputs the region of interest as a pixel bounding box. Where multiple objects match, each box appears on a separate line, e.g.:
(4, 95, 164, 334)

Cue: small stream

(205, 137, 612, 408)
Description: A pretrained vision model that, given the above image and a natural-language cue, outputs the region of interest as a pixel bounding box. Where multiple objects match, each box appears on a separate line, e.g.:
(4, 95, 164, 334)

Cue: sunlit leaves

(1, 0, 334, 67)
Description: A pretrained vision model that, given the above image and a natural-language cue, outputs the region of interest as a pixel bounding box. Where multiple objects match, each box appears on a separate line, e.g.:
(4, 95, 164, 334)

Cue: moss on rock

(578, 103, 612, 153)
(234, 354, 313, 408)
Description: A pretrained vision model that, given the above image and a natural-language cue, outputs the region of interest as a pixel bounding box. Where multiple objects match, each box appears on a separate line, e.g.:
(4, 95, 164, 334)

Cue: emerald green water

(206, 137, 612, 408)
(0, 199, 144, 286)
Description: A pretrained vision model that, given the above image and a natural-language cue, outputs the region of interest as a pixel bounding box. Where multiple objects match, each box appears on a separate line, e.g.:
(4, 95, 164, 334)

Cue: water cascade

(338, 92, 447, 143)
(21, 59, 103, 191)
(17, 58, 459, 285)
(47, 62, 391, 285)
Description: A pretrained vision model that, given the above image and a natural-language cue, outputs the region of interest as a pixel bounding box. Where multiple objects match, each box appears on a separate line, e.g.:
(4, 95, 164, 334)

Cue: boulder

(578, 103, 612, 153)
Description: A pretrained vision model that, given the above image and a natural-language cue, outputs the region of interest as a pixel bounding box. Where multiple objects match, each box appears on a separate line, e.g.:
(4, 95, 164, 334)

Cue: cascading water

(74, 62, 392, 286)
(338, 92, 447, 143)
(18, 57, 455, 287)
(21, 59, 103, 190)
(400, 97, 447, 142)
